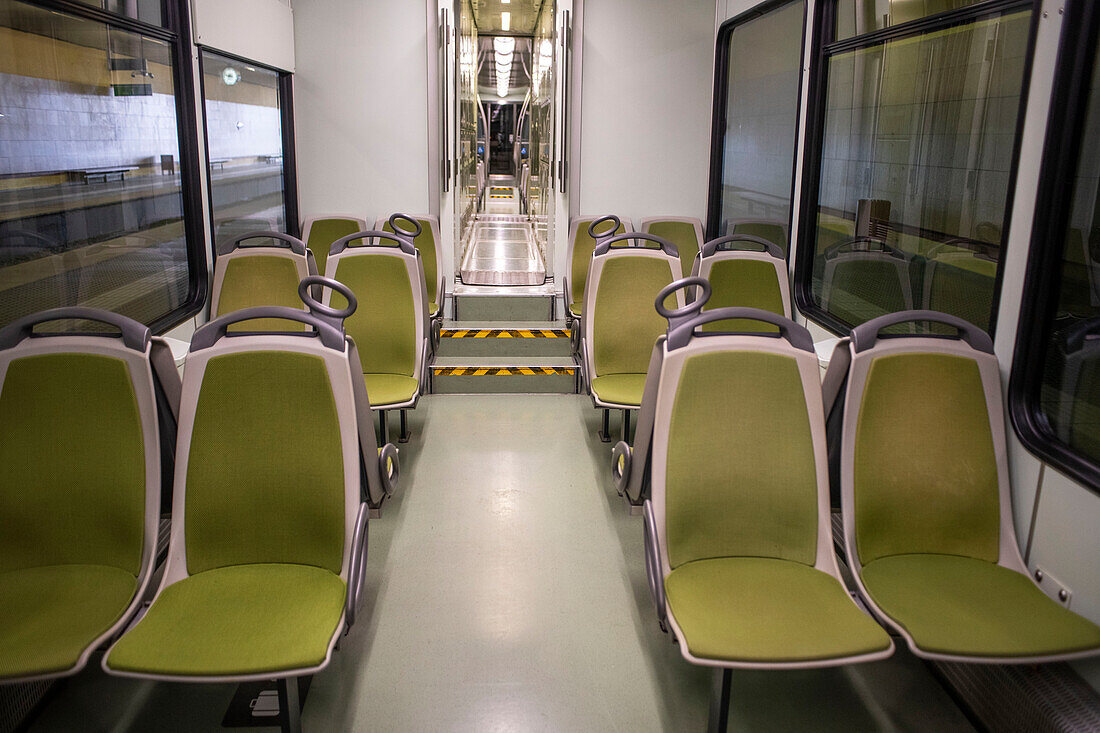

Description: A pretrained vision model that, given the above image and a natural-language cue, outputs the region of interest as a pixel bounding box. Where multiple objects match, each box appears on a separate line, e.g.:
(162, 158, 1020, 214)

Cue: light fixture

(501, 11, 510, 31)
(493, 35, 514, 98)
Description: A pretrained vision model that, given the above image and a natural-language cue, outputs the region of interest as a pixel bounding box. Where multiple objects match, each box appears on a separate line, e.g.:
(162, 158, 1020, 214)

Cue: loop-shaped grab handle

(700, 234, 784, 260)
(823, 235, 901, 260)
(655, 277, 710, 324)
(379, 443, 400, 497)
(666, 306, 814, 353)
(299, 275, 357, 320)
(1062, 316, 1100, 354)
(0, 307, 150, 351)
(593, 232, 679, 258)
(190, 306, 348, 352)
(587, 214, 621, 241)
(387, 213, 423, 241)
(850, 309, 994, 354)
(611, 441, 632, 497)
(224, 230, 307, 257)
(329, 230, 417, 257)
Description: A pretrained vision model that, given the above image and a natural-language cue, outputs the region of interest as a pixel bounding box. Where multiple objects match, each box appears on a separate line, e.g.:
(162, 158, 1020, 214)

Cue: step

(436, 321, 572, 357)
(451, 282, 560, 321)
(430, 356, 579, 394)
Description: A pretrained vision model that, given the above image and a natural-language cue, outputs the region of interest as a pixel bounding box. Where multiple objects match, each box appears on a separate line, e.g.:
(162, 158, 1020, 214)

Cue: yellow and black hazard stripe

(489, 186, 513, 195)
(441, 327, 568, 339)
(432, 366, 577, 376)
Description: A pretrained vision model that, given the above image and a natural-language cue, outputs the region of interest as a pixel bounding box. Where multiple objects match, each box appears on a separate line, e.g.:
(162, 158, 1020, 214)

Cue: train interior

(2, 0, 1100, 731)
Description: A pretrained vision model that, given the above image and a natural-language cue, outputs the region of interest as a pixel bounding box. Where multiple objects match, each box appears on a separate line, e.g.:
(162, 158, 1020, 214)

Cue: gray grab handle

(666, 306, 814, 353)
(387, 213, 423, 241)
(191, 306, 347, 352)
(0, 307, 150, 351)
(851, 310, 994, 354)
(700, 234, 784, 259)
(298, 276, 358, 320)
(823, 236, 903, 260)
(1062, 316, 1100, 354)
(224, 231, 307, 257)
(587, 214, 621, 241)
(593, 232, 678, 258)
(655, 277, 710, 329)
(330, 230, 417, 257)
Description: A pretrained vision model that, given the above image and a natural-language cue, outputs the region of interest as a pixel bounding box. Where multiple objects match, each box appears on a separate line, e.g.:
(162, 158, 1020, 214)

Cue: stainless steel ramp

(460, 213, 546, 286)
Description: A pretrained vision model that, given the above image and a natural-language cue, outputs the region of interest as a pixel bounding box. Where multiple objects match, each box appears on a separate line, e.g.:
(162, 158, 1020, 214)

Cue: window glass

(0, 1, 191, 328)
(715, 0, 804, 252)
(807, 9, 1031, 332)
(200, 50, 287, 254)
(1035, 45, 1100, 464)
(75, 0, 162, 27)
(835, 0, 989, 41)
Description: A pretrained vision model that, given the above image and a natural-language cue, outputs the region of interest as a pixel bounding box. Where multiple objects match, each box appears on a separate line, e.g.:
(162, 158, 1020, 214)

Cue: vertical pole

(277, 677, 302, 733)
(707, 668, 732, 733)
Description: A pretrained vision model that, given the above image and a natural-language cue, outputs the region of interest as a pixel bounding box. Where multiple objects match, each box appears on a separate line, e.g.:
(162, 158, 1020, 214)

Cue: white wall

(292, 0, 430, 228)
(192, 0, 295, 72)
(575, 0, 713, 230)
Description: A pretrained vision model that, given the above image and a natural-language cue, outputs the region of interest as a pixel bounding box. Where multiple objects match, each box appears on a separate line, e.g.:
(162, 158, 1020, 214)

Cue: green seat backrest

(217, 255, 305, 332)
(732, 221, 788, 252)
(383, 219, 438, 307)
(306, 218, 362, 276)
(1069, 348, 1100, 458)
(333, 254, 416, 377)
(854, 352, 1000, 565)
(571, 220, 626, 306)
(665, 351, 817, 569)
(926, 256, 997, 333)
(645, 221, 700, 280)
(827, 257, 910, 326)
(0, 353, 145, 575)
(185, 351, 345, 574)
(592, 256, 673, 376)
(703, 258, 785, 334)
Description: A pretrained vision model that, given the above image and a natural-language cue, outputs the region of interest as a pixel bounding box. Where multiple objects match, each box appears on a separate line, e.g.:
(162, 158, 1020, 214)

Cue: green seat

(364, 373, 420, 407)
(588, 373, 646, 407)
(302, 216, 366, 276)
(728, 219, 788, 252)
(379, 214, 442, 318)
(566, 215, 630, 322)
(838, 311, 1100, 663)
(692, 234, 791, 334)
(640, 218, 703, 282)
(211, 231, 314, 332)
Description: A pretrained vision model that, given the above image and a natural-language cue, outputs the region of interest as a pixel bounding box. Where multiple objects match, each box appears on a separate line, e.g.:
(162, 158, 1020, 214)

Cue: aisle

(460, 211, 547, 286)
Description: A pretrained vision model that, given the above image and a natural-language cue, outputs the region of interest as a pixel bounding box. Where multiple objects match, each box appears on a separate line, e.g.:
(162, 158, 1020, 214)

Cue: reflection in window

(200, 50, 287, 254)
(714, 0, 804, 252)
(807, 8, 1031, 332)
(834, 0, 989, 42)
(0, 2, 190, 328)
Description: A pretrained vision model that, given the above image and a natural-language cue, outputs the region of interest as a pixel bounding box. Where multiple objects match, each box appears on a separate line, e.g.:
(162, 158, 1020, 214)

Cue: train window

(72, 0, 162, 27)
(796, 2, 1035, 335)
(707, 0, 806, 249)
(199, 50, 296, 253)
(834, 0, 989, 42)
(1011, 1, 1100, 490)
(0, 0, 204, 331)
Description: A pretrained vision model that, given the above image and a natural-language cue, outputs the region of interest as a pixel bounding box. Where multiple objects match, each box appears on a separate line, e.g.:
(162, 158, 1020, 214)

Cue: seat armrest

(379, 443, 400, 497)
(643, 500, 668, 632)
(345, 503, 369, 627)
(611, 441, 631, 496)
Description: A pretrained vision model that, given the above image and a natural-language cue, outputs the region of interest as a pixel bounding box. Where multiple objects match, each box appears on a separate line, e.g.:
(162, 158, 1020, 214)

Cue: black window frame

(705, 0, 808, 243)
(196, 47, 299, 255)
(15, 0, 209, 335)
(1009, 0, 1100, 493)
(793, 0, 1040, 337)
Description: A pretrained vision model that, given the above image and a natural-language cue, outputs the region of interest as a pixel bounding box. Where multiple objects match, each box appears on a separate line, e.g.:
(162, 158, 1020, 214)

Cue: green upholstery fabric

(306, 218, 362, 276)
(364, 373, 419, 407)
(666, 351, 818, 568)
(382, 219, 438, 310)
(926, 257, 997, 334)
(0, 564, 137, 679)
(592, 256, 673, 376)
(854, 353, 1000, 565)
(645, 221, 700, 281)
(217, 255, 305, 332)
(186, 351, 345, 575)
(861, 554, 1100, 657)
(570, 219, 626, 308)
(731, 221, 788, 252)
(590, 373, 647, 407)
(665, 557, 890, 663)
(569, 301, 583, 317)
(0, 354, 145, 575)
(703, 258, 786, 333)
(333, 255, 417, 378)
(826, 257, 911, 326)
(106, 564, 346, 677)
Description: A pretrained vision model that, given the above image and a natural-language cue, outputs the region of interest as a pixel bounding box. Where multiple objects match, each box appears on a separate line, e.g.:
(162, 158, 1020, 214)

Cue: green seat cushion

(861, 554, 1100, 658)
(106, 564, 346, 677)
(703, 259, 786, 333)
(365, 373, 419, 407)
(665, 557, 890, 663)
(590, 373, 646, 407)
(217, 255, 306, 332)
(305, 218, 362, 276)
(569, 301, 583, 316)
(428, 301, 439, 316)
(0, 564, 136, 679)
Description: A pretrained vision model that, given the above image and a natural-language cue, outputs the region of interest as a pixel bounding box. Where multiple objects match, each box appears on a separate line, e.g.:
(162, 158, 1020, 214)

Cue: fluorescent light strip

(501, 11, 510, 31)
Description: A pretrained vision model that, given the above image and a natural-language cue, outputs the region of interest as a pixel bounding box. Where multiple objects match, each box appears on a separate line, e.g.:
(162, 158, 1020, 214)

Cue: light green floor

(28, 395, 975, 732)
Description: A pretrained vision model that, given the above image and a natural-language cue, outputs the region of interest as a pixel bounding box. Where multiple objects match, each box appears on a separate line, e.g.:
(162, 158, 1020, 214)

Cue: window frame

(705, 0, 808, 243)
(1009, 0, 1100, 493)
(792, 0, 1040, 336)
(196, 48, 299, 257)
(17, 0, 209, 334)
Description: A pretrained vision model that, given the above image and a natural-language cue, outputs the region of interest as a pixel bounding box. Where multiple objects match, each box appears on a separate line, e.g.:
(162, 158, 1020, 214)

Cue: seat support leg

(379, 410, 389, 445)
(621, 409, 631, 443)
(399, 409, 411, 443)
(277, 677, 302, 733)
(598, 408, 611, 442)
(707, 668, 732, 733)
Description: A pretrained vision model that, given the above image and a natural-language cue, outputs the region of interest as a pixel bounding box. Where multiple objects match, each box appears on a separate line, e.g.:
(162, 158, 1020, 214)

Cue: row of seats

(0, 291, 397, 732)
(604, 287, 1100, 731)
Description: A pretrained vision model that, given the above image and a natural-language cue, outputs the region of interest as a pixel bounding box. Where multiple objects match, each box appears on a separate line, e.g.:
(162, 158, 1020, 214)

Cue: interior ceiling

(470, 0, 543, 35)
(478, 35, 531, 101)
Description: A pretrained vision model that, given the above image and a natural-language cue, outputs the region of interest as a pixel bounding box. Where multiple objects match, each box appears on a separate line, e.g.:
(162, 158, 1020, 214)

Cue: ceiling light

(501, 12, 510, 31)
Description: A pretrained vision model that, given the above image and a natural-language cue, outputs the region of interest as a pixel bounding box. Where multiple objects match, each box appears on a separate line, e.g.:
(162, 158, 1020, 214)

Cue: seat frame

(210, 231, 317, 320)
(690, 233, 791, 315)
(375, 213, 445, 322)
(564, 214, 633, 325)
